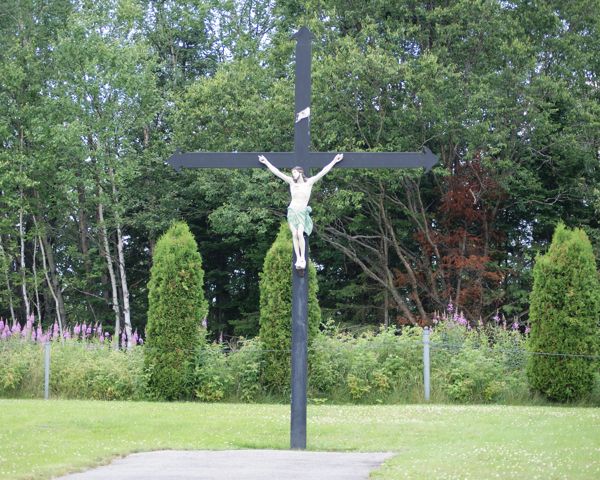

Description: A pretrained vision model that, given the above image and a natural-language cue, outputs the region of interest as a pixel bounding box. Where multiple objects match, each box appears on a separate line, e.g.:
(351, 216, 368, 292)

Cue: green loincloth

(287, 206, 313, 236)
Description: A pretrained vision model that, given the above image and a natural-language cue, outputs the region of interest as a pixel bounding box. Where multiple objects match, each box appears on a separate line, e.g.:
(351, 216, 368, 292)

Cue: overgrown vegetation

(4, 316, 598, 405)
(0, 337, 145, 400)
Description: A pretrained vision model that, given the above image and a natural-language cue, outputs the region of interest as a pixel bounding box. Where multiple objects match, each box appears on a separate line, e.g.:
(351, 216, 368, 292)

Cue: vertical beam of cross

(293, 27, 314, 162)
(289, 26, 313, 451)
(290, 248, 308, 449)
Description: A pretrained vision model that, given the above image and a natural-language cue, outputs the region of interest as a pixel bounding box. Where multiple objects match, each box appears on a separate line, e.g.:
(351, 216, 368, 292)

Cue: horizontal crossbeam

(168, 148, 438, 172)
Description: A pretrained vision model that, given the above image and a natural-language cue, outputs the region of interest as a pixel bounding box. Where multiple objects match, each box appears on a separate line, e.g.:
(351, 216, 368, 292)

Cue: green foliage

(259, 224, 321, 391)
(0, 338, 145, 400)
(194, 343, 231, 402)
(193, 338, 266, 403)
(431, 322, 531, 404)
(51, 342, 145, 400)
(226, 338, 265, 402)
(309, 326, 423, 403)
(0, 339, 43, 397)
(527, 223, 600, 402)
(145, 222, 208, 400)
(2, 320, 598, 405)
(445, 348, 505, 403)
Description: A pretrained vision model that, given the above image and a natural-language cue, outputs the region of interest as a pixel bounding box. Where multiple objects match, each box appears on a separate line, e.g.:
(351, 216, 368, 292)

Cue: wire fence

(428, 342, 600, 360)
(3, 328, 598, 402)
(212, 340, 600, 360)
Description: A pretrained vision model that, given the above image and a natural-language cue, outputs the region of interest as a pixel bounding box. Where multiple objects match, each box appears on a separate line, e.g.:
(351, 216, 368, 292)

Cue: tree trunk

(32, 236, 42, 321)
(109, 166, 133, 349)
(76, 179, 91, 274)
(149, 237, 156, 258)
(380, 198, 428, 323)
(97, 192, 122, 349)
(19, 203, 31, 319)
(0, 235, 17, 324)
(115, 223, 132, 348)
(382, 237, 389, 328)
(40, 234, 67, 329)
(34, 216, 66, 335)
(320, 225, 418, 325)
(454, 229, 468, 310)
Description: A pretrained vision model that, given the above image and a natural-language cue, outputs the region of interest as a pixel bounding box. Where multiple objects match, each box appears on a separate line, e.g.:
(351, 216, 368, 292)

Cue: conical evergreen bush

(259, 224, 321, 391)
(527, 223, 600, 402)
(145, 222, 208, 400)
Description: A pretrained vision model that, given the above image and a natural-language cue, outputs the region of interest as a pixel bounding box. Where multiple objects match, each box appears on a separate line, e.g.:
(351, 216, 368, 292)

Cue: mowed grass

(1, 400, 599, 479)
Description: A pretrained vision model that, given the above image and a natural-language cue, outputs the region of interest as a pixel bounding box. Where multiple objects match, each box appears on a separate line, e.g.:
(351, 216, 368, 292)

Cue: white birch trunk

(97, 193, 122, 349)
(115, 223, 132, 349)
(109, 167, 132, 349)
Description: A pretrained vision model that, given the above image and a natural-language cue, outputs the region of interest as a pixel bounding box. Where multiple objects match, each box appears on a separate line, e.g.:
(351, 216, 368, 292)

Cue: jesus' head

(291, 166, 307, 182)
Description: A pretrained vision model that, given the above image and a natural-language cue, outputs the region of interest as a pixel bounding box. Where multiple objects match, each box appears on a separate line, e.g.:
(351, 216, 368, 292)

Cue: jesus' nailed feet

(295, 258, 306, 276)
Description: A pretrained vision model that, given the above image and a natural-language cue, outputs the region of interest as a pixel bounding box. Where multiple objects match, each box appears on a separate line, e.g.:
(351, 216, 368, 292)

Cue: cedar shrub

(527, 223, 600, 402)
(145, 222, 208, 400)
(259, 223, 321, 391)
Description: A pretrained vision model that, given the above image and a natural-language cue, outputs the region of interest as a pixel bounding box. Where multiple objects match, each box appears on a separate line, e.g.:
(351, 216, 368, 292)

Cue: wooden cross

(168, 27, 438, 449)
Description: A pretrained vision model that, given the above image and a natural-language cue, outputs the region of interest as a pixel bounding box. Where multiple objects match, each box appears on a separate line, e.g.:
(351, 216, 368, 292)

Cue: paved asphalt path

(56, 450, 395, 479)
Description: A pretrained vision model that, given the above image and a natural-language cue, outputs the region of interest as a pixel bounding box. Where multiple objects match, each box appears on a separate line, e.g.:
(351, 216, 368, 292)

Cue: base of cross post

(290, 235, 309, 449)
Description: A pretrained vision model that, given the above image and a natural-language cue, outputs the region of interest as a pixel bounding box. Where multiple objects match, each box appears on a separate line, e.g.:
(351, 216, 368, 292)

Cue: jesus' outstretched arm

(258, 155, 292, 184)
(308, 154, 343, 183)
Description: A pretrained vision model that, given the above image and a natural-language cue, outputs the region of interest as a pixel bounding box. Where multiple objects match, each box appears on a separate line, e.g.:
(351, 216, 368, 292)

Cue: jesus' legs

(291, 226, 306, 269)
(297, 225, 306, 268)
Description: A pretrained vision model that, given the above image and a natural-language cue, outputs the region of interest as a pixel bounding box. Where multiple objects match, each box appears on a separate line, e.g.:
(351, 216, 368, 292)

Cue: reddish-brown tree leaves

(399, 158, 506, 321)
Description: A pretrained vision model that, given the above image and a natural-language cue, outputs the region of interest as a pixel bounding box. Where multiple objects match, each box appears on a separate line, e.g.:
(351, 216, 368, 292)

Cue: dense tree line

(1, 0, 599, 342)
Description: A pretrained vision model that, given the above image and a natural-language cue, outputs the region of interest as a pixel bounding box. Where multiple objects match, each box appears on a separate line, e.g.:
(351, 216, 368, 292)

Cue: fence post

(44, 341, 51, 400)
(423, 327, 430, 402)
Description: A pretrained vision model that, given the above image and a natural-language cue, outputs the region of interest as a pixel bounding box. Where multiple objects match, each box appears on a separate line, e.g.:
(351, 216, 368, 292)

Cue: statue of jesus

(258, 153, 344, 271)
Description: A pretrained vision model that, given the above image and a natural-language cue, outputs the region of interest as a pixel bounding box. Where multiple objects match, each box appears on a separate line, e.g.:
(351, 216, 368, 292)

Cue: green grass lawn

(1, 400, 599, 479)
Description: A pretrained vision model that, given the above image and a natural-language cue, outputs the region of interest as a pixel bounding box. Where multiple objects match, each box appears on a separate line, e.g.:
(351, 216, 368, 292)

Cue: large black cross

(168, 27, 438, 450)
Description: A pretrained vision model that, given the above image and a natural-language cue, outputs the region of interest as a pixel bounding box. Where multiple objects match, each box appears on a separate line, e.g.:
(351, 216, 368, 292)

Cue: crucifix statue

(258, 153, 343, 272)
(168, 26, 438, 450)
